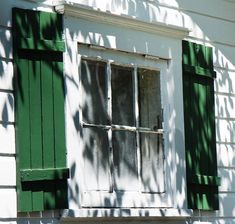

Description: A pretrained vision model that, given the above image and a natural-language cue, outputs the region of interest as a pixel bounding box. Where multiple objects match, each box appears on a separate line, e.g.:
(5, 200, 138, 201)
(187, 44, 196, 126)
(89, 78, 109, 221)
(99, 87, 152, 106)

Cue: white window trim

(77, 43, 173, 208)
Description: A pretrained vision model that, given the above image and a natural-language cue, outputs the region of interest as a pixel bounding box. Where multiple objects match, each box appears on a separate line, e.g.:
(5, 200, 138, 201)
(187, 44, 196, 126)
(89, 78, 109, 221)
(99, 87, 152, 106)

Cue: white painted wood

(65, 16, 180, 59)
(0, 0, 53, 27)
(213, 43, 235, 71)
(61, 208, 192, 218)
(218, 167, 235, 192)
(0, 157, 16, 186)
(64, 3, 189, 39)
(0, 92, 14, 123)
(215, 94, 235, 119)
(217, 143, 235, 167)
(0, 60, 13, 90)
(0, 189, 16, 218)
(82, 191, 170, 208)
(0, 28, 12, 60)
(215, 68, 235, 94)
(216, 119, 235, 143)
(0, 124, 15, 154)
(167, 0, 235, 22)
(219, 193, 235, 216)
(67, 0, 235, 23)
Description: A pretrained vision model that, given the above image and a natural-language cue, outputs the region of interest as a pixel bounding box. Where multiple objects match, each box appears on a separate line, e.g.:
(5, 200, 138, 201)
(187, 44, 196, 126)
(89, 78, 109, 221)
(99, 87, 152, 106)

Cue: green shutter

(182, 40, 220, 210)
(13, 8, 69, 212)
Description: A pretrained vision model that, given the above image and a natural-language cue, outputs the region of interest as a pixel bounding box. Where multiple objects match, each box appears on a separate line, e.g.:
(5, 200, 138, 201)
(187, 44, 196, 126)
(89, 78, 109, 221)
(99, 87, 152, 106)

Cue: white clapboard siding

(215, 94, 235, 119)
(217, 143, 235, 167)
(0, 28, 12, 60)
(184, 11, 235, 46)
(213, 43, 235, 71)
(215, 69, 235, 94)
(175, 0, 235, 22)
(0, 60, 13, 90)
(0, 91, 14, 123)
(0, 124, 15, 154)
(218, 167, 235, 192)
(219, 193, 235, 216)
(216, 119, 235, 143)
(0, 0, 51, 27)
(0, 157, 15, 186)
(0, 189, 16, 218)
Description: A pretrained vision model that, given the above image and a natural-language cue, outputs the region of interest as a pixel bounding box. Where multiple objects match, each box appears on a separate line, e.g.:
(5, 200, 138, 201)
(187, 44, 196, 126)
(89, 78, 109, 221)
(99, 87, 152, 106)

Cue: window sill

(60, 208, 193, 221)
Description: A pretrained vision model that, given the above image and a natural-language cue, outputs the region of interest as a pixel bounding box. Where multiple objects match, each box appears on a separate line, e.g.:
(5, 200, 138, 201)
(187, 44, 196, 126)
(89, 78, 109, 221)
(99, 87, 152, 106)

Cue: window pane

(138, 69, 162, 129)
(140, 133, 164, 193)
(81, 60, 109, 125)
(138, 69, 164, 193)
(111, 66, 134, 126)
(83, 127, 111, 191)
(112, 131, 139, 191)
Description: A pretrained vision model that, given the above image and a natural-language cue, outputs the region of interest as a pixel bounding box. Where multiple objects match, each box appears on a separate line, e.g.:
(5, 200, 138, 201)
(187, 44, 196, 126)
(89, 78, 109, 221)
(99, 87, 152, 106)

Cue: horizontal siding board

(218, 167, 235, 192)
(0, 157, 16, 186)
(0, 0, 44, 27)
(217, 143, 235, 167)
(213, 44, 235, 71)
(0, 124, 15, 154)
(0, 92, 14, 122)
(219, 193, 235, 216)
(214, 68, 235, 94)
(0, 28, 12, 59)
(175, 0, 235, 22)
(0, 189, 16, 218)
(185, 11, 235, 46)
(215, 94, 235, 119)
(0, 60, 13, 90)
(216, 119, 235, 143)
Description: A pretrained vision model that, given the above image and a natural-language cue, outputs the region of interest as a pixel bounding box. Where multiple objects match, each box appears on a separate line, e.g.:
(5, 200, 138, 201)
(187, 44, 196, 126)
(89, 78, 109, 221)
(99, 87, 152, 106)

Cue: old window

(80, 57, 165, 207)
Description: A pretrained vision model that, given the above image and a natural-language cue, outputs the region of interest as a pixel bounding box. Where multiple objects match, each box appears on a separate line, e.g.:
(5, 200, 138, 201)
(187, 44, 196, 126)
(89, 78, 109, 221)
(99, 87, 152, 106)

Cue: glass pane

(83, 127, 111, 191)
(81, 59, 109, 125)
(140, 133, 164, 193)
(111, 66, 134, 126)
(112, 131, 138, 191)
(138, 69, 162, 129)
(138, 69, 164, 193)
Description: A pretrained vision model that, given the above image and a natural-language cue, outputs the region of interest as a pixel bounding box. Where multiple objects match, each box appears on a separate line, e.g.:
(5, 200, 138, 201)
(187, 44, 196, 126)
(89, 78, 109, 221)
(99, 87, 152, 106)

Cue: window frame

(77, 44, 173, 208)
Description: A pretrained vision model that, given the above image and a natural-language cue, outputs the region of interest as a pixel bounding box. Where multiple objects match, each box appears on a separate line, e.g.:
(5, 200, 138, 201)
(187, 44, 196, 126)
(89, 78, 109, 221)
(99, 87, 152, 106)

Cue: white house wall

(1, 0, 235, 223)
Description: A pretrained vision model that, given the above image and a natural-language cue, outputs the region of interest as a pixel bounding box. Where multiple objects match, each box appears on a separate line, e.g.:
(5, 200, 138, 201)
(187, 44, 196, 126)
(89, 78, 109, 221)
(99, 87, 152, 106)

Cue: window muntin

(81, 58, 164, 195)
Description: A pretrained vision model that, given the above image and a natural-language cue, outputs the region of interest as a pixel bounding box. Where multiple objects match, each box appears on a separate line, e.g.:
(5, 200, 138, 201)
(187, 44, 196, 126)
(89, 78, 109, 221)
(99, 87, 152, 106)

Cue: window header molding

(57, 2, 189, 38)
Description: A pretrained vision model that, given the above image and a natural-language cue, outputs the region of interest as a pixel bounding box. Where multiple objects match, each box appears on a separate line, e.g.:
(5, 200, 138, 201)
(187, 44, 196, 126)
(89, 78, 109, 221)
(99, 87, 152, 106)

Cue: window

(80, 56, 165, 206)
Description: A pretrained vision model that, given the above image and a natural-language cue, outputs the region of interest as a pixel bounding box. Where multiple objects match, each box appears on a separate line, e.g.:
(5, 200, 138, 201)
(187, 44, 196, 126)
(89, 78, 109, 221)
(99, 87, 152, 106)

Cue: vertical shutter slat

(53, 60, 66, 168)
(16, 57, 33, 212)
(13, 8, 68, 212)
(29, 60, 43, 169)
(182, 40, 220, 210)
(41, 60, 55, 168)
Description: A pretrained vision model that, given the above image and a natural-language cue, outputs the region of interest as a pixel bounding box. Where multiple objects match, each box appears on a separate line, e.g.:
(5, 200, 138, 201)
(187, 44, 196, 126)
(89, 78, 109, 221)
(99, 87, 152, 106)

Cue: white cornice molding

(62, 2, 189, 39)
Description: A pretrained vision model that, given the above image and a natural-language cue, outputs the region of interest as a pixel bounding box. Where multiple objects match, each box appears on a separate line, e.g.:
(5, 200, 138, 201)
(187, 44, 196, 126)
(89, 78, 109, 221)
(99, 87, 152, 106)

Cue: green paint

(13, 8, 68, 212)
(21, 168, 69, 182)
(182, 40, 220, 210)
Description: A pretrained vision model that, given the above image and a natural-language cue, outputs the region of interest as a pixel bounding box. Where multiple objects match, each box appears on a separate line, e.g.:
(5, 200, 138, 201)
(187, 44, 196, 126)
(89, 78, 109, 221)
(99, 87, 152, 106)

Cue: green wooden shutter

(13, 8, 69, 212)
(182, 40, 220, 210)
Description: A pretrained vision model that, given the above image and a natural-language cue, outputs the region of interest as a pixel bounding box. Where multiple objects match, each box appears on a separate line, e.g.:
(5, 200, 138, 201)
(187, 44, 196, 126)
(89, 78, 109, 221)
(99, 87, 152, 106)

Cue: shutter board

(21, 168, 69, 182)
(182, 40, 220, 210)
(13, 8, 68, 212)
(13, 8, 65, 52)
